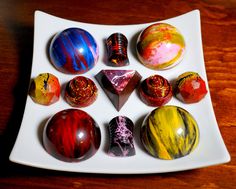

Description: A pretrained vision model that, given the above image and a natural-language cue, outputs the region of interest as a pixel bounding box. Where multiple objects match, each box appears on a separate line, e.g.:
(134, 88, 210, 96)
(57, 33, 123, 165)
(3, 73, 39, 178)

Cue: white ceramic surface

(9, 10, 230, 174)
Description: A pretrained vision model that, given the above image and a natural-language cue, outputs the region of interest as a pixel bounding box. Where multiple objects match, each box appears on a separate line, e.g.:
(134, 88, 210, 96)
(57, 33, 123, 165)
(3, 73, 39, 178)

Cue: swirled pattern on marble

(139, 74, 172, 106)
(141, 106, 199, 160)
(49, 28, 99, 74)
(29, 73, 60, 105)
(137, 23, 185, 70)
(175, 72, 208, 103)
(43, 109, 101, 162)
(65, 76, 98, 107)
(108, 116, 135, 157)
(106, 33, 129, 66)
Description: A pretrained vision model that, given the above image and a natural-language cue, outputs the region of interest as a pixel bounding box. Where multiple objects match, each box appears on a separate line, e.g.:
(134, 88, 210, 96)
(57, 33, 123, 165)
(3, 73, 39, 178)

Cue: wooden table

(0, 0, 235, 188)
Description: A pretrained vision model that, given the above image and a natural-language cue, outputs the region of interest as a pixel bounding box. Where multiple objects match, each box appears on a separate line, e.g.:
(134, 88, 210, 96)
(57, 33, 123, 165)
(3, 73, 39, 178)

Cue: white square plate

(9, 10, 230, 174)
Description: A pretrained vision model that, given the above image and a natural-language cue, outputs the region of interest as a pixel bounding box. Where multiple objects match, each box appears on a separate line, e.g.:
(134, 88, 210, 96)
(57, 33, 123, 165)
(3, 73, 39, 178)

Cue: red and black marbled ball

(175, 72, 208, 103)
(65, 76, 98, 107)
(43, 109, 101, 162)
(139, 74, 172, 106)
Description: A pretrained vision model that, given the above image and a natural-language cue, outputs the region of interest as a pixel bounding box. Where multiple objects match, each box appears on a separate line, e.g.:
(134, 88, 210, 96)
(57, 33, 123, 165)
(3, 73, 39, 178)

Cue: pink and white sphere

(136, 23, 186, 70)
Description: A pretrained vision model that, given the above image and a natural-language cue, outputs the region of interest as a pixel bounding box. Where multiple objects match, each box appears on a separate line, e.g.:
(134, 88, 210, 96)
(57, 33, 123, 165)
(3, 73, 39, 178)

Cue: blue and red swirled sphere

(49, 28, 99, 74)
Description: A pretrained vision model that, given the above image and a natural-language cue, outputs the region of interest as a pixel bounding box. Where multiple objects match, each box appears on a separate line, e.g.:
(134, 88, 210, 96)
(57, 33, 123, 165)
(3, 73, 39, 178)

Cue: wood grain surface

(0, 0, 235, 188)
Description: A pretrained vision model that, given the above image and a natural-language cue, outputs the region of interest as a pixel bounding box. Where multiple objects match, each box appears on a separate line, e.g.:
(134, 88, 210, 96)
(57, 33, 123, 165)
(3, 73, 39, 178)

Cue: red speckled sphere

(175, 72, 208, 103)
(65, 76, 98, 107)
(43, 109, 101, 162)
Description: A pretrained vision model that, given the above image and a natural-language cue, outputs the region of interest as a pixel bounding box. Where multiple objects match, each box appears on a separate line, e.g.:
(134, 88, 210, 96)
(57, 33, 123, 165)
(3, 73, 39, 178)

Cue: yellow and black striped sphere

(141, 106, 199, 160)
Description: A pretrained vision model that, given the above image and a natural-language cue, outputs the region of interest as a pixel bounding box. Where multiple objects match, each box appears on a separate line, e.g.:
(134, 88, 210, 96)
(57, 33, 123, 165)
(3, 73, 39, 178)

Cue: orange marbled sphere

(29, 73, 60, 105)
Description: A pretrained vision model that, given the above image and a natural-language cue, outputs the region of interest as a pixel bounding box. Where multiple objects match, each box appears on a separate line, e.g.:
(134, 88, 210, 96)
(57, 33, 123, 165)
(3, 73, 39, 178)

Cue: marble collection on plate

(28, 23, 205, 162)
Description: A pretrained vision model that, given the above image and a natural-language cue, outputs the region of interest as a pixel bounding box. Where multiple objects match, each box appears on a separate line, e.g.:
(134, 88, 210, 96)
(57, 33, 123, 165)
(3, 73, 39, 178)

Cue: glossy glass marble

(49, 28, 99, 74)
(141, 106, 199, 160)
(43, 109, 101, 162)
(136, 23, 185, 70)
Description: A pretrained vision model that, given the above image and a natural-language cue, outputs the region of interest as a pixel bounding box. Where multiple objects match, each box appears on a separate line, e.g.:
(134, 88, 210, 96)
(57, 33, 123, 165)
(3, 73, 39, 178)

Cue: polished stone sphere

(141, 106, 199, 160)
(175, 72, 208, 103)
(29, 73, 60, 105)
(49, 28, 99, 74)
(43, 109, 101, 162)
(137, 23, 185, 70)
(64, 76, 98, 107)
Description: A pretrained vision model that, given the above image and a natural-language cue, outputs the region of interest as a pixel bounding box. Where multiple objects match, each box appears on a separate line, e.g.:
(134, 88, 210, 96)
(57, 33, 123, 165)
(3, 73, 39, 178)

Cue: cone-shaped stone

(95, 70, 142, 111)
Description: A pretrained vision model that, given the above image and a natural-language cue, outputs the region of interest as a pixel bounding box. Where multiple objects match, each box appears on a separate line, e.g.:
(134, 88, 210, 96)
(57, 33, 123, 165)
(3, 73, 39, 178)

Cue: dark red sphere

(43, 109, 101, 162)
(139, 74, 172, 106)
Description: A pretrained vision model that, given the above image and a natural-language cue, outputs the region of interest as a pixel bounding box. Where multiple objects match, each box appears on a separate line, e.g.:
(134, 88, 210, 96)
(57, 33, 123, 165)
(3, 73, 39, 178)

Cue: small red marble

(65, 76, 98, 107)
(43, 109, 101, 162)
(139, 75, 172, 106)
(175, 72, 208, 103)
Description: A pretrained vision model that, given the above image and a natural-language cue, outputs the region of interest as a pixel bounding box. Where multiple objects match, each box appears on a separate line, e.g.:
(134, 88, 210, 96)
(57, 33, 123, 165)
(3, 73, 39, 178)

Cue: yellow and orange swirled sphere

(141, 106, 199, 160)
(136, 23, 185, 70)
(29, 73, 60, 105)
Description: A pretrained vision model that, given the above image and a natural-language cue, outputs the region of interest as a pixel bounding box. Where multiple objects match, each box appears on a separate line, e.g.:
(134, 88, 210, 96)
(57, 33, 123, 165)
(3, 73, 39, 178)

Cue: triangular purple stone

(95, 70, 142, 111)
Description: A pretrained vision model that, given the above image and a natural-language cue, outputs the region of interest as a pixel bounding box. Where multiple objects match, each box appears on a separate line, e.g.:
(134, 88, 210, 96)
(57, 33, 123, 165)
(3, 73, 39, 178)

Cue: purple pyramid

(95, 70, 141, 111)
